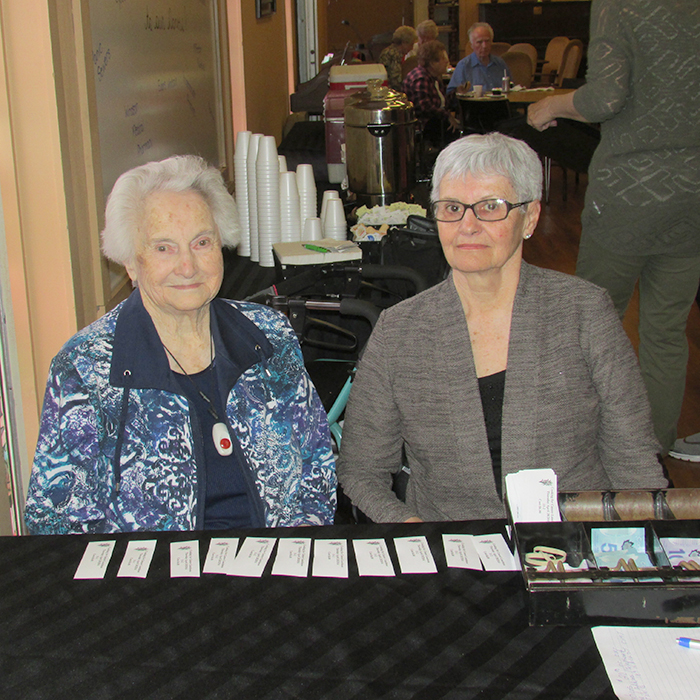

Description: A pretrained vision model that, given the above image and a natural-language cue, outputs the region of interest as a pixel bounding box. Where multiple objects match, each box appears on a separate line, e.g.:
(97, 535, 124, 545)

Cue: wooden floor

(524, 168, 700, 488)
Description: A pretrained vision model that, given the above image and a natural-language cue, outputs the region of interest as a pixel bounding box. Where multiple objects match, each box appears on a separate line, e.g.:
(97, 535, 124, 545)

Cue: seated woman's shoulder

(382, 276, 452, 316)
(223, 298, 287, 320)
(58, 303, 122, 359)
(221, 298, 294, 338)
(522, 265, 618, 326)
(526, 264, 609, 301)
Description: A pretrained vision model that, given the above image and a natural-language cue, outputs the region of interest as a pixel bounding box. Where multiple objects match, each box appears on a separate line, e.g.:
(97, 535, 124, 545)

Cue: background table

(507, 88, 576, 105)
(0, 521, 615, 699)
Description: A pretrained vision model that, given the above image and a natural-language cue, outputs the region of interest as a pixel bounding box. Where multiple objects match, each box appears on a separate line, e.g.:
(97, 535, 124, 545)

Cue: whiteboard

(88, 0, 226, 201)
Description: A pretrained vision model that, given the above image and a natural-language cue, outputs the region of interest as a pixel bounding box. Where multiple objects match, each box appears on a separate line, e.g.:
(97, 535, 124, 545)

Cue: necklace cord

(162, 335, 220, 422)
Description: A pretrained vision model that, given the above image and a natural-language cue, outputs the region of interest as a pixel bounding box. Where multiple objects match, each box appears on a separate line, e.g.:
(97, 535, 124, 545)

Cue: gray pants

(577, 233, 700, 453)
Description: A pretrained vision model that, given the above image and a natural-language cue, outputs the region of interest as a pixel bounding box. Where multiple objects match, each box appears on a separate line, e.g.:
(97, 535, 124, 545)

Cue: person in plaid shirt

(403, 40, 460, 144)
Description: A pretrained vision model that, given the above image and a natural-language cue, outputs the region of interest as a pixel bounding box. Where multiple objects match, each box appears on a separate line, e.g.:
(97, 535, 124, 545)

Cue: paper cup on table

(323, 197, 347, 241)
(473, 84, 483, 98)
(279, 171, 301, 242)
(302, 217, 323, 242)
(234, 130, 252, 256)
(246, 134, 262, 262)
(278, 155, 287, 173)
(320, 190, 341, 232)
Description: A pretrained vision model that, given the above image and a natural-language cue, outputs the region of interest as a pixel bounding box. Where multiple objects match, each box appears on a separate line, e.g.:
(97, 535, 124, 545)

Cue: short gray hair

(431, 133, 543, 203)
(468, 22, 494, 43)
(101, 155, 241, 265)
(392, 26, 418, 46)
(416, 20, 438, 42)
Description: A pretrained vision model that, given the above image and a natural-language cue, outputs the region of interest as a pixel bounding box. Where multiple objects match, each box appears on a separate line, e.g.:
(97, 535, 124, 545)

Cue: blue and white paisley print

(25, 298, 336, 534)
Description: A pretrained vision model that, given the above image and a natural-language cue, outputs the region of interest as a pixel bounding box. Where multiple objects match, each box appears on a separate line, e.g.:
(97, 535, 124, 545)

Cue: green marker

(303, 244, 329, 253)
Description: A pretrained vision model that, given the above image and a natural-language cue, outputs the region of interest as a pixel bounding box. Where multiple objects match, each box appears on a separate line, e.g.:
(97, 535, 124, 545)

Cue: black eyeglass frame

(431, 198, 533, 223)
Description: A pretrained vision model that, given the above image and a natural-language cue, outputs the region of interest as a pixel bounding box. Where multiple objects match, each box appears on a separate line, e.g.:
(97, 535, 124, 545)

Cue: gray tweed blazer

(337, 263, 666, 522)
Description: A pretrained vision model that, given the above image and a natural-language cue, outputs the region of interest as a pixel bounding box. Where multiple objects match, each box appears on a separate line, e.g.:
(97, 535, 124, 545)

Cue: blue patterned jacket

(25, 291, 337, 533)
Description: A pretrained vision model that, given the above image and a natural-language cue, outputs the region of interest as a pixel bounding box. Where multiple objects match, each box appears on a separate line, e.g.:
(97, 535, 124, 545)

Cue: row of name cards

(74, 533, 520, 580)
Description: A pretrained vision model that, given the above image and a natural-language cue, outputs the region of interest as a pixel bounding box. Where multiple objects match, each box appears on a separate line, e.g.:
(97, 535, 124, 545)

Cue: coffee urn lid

(344, 80, 416, 127)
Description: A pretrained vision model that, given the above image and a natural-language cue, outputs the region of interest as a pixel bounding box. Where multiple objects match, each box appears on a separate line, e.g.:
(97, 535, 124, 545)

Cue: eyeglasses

(432, 198, 532, 223)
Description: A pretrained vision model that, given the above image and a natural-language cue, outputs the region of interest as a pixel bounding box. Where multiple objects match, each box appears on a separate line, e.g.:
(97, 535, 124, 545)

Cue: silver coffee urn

(344, 80, 416, 207)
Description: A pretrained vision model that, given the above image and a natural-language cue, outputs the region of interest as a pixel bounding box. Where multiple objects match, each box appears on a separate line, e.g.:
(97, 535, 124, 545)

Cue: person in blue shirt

(447, 22, 510, 95)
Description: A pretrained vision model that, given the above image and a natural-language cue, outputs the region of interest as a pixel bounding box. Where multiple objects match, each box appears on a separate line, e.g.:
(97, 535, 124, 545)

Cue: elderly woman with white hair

(25, 155, 336, 534)
(337, 133, 666, 523)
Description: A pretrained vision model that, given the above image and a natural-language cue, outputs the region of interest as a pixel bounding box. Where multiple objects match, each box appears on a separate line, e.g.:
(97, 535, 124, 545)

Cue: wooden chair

(502, 51, 534, 89)
(536, 36, 569, 85)
(554, 40, 583, 87)
(509, 43, 538, 82)
(490, 42, 511, 57)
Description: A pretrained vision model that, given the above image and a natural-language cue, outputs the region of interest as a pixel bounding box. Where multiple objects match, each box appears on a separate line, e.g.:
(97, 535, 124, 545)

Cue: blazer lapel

(439, 277, 499, 500)
(502, 263, 540, 476)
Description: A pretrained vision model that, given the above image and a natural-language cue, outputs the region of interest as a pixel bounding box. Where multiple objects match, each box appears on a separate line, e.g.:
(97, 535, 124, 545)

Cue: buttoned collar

(468, 51, 495, 68)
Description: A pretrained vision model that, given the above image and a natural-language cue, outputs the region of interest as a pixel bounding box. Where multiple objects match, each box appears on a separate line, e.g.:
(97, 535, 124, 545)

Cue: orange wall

(0, 0, 79, 497)
(241, 1, 291, 142)
(325, 0, 414, 53)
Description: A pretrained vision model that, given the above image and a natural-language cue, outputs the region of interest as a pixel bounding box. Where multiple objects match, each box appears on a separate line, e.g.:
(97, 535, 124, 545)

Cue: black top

(478, 369, 506, 500)
(174, 364, 252, 530)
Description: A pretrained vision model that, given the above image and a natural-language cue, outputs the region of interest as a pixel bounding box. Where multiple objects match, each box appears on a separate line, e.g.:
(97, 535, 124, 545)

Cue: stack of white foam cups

(234, 131, 252, 256)
(320, 190, 346, 240)
(255, 136, 281, 268)
(246, 133, 262, 262)
(296, 164, 318, 240)
(235, 130, 327, 253)
(279, 171, 301, 243)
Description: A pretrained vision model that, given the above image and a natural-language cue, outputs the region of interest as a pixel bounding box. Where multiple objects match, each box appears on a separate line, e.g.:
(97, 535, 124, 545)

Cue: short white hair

(416, 20, 438, 42)
(468, 22, 494, 43)
(101, 155, 241, 265)
(431, 133, 543, 203)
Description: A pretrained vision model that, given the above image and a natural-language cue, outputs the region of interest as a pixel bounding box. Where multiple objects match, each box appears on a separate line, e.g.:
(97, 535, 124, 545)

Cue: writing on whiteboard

(158, 78, 178, 92)
(137, 139, 153, 155)
(145, 9, 186, 32)
(93, 43, 111, 81)
(193, 43, 205, 70)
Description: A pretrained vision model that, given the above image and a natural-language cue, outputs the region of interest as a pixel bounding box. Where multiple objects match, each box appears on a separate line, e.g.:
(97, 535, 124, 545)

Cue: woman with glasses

(337, 133, 666, 523)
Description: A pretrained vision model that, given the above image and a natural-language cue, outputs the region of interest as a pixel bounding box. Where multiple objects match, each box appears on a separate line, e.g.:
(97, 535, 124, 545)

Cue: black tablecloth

(0, 521, 615, 699)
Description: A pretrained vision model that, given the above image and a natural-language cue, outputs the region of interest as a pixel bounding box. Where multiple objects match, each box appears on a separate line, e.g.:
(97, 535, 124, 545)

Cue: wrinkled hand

(447, 112, 461, 133)
(527, 97, 557, 131)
